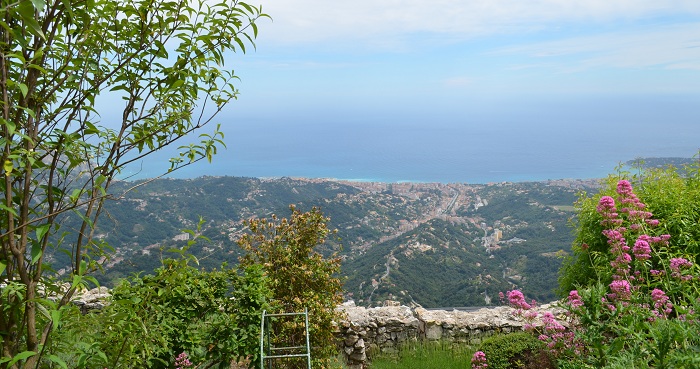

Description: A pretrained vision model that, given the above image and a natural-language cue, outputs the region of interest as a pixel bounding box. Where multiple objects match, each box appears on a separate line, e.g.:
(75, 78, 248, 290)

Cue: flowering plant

(484, 177, 700, 368)
(557, 179, 700, 367)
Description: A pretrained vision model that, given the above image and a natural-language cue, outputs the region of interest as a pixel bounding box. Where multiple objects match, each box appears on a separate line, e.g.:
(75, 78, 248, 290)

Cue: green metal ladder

(260, 308, 311, 369)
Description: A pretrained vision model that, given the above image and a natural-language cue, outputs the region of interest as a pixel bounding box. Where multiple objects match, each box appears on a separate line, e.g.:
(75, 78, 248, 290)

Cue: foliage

(476, 332, 554, 369)
(559, 164, 700, 293)
(527, 172, 700, 368)
(47, 258, 270, 369)
(237, 206, 344, 368)
(0, 0, 267, 367)
(369, 340, 476, 369)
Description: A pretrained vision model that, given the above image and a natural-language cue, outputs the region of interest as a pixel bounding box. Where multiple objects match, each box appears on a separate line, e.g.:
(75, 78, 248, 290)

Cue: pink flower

(670, 258, 692, 271)
(616, 180, 634, 196)
(608, 280, 632, 301)
(651, 289, 673, 318)
(567, 290, 584, 308)
(175, 352, 192, 369)
(506, 290, 532, 310)
(471, 351, 488, 369)
(632, 238, 651, 260)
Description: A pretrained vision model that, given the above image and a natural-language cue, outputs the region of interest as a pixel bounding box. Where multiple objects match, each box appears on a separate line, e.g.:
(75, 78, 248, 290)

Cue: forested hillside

(52, 176, 599, 307)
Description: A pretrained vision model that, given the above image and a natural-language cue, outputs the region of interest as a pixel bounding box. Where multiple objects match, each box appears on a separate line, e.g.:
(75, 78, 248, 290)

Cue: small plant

(477, 332, 555, 369)
(470, 350, 488, 369)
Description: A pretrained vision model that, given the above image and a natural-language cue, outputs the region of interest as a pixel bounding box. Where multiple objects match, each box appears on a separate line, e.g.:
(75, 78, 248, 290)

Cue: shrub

(49, 260, 271, 369)
(553, 173, 700, 367)
(477, 332, 555, 369)
(237, 206, 344, 368)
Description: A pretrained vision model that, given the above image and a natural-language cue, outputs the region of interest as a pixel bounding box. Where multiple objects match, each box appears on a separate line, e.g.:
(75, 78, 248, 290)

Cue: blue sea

(124, 96, 700, 184)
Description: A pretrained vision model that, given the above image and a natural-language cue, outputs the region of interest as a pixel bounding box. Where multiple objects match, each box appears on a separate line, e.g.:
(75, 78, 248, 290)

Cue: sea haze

(124, 95, 700, 183)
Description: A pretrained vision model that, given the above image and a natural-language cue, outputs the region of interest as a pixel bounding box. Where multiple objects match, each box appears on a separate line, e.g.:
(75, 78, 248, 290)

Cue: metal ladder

(260, 308, 311, 369)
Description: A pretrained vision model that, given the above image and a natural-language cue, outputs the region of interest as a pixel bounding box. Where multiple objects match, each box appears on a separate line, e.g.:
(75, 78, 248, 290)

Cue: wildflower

(670, 257, 693, 279)
(651, 289, 673, 318)
(632, 238, 651, 260)
(608, 280, 632, 301)
(175, 352, 192, 369)
(616, 180, 634, 196)
(567, 290, 584, 308)
(670, 257, 692, 271)
(506, 290, 531, 310)
(471, 350, 488, 369)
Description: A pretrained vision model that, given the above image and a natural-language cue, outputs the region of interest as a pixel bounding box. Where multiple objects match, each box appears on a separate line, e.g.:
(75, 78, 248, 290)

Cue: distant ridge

(625, 157, 697, 170)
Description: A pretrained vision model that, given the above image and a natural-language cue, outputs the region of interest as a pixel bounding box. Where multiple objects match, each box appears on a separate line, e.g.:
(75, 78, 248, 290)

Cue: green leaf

(47, 355, 67, 369)
(3, 159, 13, 175)
(19, 83, 28, 98)
(17, 1, 45, 39)
(0, 203, 17, 217)
(2, 119, 15, 135)
(6, 351, 37, 367)
(50, 309, 61, 328)
(29, 0, 46, 12)
(0, 260, 6, 275)
(69, 188, 82, 203)
(35, 223, 51, 241)
(30, 242, 42, 264)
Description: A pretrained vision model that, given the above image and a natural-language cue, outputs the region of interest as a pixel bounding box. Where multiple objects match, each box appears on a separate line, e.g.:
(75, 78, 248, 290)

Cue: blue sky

(131, 1, 700, 181)
(229, 1, 700, 108)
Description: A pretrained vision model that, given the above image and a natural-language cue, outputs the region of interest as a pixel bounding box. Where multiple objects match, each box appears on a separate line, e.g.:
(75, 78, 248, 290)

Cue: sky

(230, 1, 700, 107)
(131, 1, 700, 181)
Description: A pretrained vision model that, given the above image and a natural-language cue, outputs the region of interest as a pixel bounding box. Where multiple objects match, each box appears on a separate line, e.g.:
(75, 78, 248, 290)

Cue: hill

(50, 176, 600, 307)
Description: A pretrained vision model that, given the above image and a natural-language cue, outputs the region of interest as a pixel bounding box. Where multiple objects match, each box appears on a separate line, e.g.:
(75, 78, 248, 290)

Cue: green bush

(478, 332, 555, 369)
(237, 206, 344, 369)
(559, 164, 700, 294)
(49, 260, 271, 369)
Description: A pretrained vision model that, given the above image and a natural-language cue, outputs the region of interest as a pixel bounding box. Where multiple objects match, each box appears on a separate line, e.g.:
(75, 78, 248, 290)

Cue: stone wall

(336, 302, 563, 369)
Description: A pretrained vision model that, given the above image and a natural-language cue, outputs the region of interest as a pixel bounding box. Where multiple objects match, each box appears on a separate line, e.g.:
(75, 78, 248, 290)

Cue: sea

(122, 97, 700, 184)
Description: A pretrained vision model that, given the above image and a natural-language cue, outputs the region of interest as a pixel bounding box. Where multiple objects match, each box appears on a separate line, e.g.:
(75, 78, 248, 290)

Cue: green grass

(368, 340, 477, 369)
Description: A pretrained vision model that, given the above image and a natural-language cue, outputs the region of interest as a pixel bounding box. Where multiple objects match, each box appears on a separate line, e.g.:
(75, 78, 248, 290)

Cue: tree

(0, 0, 268, 367)
(237, 206, 344, 368)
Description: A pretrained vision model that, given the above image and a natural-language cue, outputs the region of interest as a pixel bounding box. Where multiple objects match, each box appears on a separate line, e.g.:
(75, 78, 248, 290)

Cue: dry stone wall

(336, 302, 564, 369)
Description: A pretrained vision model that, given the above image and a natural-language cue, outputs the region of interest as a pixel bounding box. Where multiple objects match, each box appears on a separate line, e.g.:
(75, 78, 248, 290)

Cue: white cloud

(494, 23, 700, 71)
(257, 0, 700, 48)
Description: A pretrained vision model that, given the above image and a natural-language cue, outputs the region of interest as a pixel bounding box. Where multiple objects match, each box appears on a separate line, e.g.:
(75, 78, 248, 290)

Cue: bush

(477, 332, 555, 369)
(237, 206, 344, 368)
(553, 173, 700, 368)
(49, 260, 271, 369)
(559, 164, 700, 294)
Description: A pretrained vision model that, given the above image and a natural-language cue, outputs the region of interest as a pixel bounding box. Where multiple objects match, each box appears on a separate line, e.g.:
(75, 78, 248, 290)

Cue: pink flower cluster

(506, 290, 532, 310)
(567, 290, 584, 309)
(471, 350, 488, 369)
(597, 196, 621, 227)
(175, 352, 192, 369)
(608, 280, 632, 301)
(670, 257, 693, 281)
(538, 312, 579, 355)
(595, 181, 672, 283)
(650, 289, 673, 319)
(615, 180, 656, 227)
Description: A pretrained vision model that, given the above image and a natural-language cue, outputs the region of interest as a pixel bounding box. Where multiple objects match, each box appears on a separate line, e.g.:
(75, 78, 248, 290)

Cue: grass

(367, 340, 477, 369)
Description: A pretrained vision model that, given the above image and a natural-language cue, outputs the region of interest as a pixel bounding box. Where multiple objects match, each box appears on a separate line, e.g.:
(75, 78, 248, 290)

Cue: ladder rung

(264, 312, 306, 317)
(263, 354, 310, 359)
(270, 346, 308, 351)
